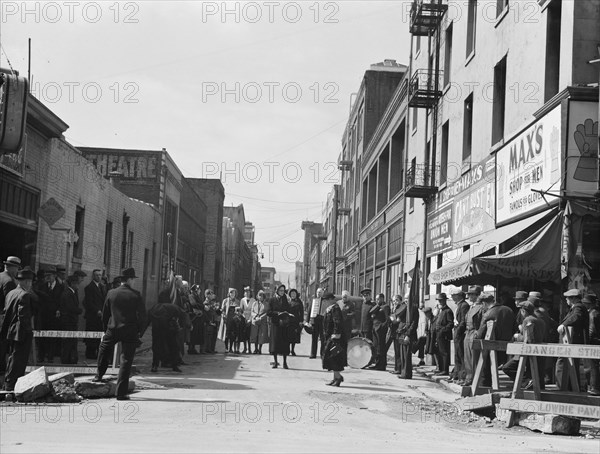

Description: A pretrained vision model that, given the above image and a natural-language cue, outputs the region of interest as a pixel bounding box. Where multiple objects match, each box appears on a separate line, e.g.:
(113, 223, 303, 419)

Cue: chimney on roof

(109, 171, 123, 190)
(383, 59, 397, 66)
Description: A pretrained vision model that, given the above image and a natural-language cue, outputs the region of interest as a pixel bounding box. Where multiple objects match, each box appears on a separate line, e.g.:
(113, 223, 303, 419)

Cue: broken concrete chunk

(14, 367, 51, 402)
(516, 413, 581, 435)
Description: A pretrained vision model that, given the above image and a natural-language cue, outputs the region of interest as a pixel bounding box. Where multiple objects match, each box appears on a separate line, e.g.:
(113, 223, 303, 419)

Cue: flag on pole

(168, 268, 177, 304)
(406, 248, 420, 327)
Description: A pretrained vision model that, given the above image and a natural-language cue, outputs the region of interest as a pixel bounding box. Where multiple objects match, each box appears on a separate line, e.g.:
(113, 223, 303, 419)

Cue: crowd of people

(1, 252, 599, 398)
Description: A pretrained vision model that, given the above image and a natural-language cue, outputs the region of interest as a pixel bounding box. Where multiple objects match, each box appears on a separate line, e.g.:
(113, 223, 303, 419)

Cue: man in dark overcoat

(83, 269, 107, 359)
(0, 256, 19, 374)
(0, 267, 35, 391)
(432, 293, 454, 376)
(94, 268, 147, 400)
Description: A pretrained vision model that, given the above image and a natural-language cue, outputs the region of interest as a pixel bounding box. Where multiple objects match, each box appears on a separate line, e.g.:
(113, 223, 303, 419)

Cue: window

(436, 254, 443, 295)
(128, 231, 134, 267)
(466, 0, 477, 58)
(73, 206, 85, 259)
(492, 55, 507, 145)
(463, 93, 474, 163)
(411, 108, 418, 134)
(409, 158, 416, 212)
(443, 23, 453, 88)
(151, 241, 157, 277)
(544, 0, 561, 102)
(104, 221, 113, 270)
(440, 121, 449, 186)
(425, 257, 431, 296)
(390, 121, 405, 197)
(358, 105, 364, 143)
(496, 0, 509, 17)
(416, 35, 421, 55)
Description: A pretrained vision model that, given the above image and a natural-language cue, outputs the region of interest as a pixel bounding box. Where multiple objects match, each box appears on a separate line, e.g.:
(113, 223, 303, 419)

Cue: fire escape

(405, 0, 447, 199)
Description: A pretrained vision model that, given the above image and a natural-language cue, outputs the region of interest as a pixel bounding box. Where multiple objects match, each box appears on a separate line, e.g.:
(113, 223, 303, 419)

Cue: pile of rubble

(0, 367, 134, 403)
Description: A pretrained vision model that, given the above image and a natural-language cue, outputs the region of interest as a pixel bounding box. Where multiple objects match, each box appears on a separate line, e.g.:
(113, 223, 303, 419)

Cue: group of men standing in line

(422, 285, 599, 395)
(0, 256, 147, 400)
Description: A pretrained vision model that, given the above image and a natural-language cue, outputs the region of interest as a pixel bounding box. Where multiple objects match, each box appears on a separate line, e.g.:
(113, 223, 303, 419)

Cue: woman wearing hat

(220, 288, 240, 353)
(250, 290, 269, 354)
(267, 284, 292, 368)
(321, 292, 347, 386)
(287, 289, 304, 356)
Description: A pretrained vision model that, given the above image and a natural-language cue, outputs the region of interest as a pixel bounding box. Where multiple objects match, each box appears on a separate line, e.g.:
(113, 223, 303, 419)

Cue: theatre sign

(495, 105, 562, 225)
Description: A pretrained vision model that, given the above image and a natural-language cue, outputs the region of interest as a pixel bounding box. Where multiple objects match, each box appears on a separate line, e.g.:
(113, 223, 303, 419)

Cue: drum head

(347, 337, 375, 369)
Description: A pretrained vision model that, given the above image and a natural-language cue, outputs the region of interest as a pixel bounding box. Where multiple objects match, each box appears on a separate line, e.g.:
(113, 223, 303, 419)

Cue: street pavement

(1, 332, 599, 453)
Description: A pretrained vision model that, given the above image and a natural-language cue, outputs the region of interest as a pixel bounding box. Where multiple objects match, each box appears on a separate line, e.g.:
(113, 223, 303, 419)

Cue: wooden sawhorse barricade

(499, 330, 600, 426)
(26, 330, 120, 375)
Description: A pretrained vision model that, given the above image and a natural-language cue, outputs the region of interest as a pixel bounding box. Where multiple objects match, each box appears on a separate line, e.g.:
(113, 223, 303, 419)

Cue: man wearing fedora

(432, 293, 454, 376)
(0, 266, 35, 391)
(461, 285, 485, 386)
(0, 256, 20, 375)
(95, 268, 147, 400)
(450, 288, 469, 382)
(555, 288, 589, 391)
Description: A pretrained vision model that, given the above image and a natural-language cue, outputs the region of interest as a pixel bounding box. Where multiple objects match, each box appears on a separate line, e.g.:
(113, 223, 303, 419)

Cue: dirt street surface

(1, 333, 599, 453)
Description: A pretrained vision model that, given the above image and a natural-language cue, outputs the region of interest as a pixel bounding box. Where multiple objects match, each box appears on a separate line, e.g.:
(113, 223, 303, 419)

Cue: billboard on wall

(427, 156, 495, 255)
(496, 105, 562, 225)
(565, 100, 598, 195)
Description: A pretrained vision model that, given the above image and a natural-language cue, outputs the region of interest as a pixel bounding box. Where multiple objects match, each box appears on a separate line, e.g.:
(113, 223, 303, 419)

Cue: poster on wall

(565, 100, 598, 196)
(426, 156, 495, 254)
(496, 105, 562, 225)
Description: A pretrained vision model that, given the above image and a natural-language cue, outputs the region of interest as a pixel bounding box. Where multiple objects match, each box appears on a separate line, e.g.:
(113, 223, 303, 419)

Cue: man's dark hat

(16, 266, 35, 280)
(55, 265, 66, 272)
(73, 270, 87, 277)
(514, 291, 528, 300)
(466, 285, 482, 295)
(322, 292, 335, 300)
(44, 265, 57, 275)
(360, 288, 371, 295)
(120, 268, 138, 279)
(435, 292, 448, 300)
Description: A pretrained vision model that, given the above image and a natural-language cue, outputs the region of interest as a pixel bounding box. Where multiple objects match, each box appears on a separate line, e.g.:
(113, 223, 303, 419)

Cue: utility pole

(332, 184, 339, 295)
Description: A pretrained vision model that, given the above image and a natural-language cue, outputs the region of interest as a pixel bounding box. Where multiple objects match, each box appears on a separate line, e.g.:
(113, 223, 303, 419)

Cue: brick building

(186, 178, 225, 295)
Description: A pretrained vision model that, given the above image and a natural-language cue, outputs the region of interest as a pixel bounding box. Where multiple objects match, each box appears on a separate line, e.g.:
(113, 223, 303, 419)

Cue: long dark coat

(322, 303, 347, 371)
(84, 281, 106, 331)
(59, 287, 82, 330)
(267, 295, 292, 355)
(288, 298, 304, 344)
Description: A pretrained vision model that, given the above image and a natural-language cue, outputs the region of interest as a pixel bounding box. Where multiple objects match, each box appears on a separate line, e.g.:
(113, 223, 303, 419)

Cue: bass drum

(346, 337, 376, 369)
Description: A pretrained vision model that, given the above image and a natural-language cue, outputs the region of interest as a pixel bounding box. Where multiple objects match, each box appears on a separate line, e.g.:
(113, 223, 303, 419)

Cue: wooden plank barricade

(498, 329, 600, 427)
(26, 330, 121, 375)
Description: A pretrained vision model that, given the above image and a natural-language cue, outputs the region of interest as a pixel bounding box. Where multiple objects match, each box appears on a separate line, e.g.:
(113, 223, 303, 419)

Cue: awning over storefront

(428, 209, 558, 286)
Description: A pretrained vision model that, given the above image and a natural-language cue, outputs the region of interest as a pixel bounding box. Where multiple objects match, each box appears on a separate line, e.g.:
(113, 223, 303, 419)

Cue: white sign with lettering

(496, 106, 562, 224)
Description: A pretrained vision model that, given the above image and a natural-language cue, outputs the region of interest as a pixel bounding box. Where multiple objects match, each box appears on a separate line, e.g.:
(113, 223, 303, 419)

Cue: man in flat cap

(95, 268, 147, 400)
(583, 294, 599, 395)
(555, 288, 589, 391)
(0, 267, 35, 391)
(450, 288, 469, 382)
(0, 256, 20, 375)
(432, 293, 454, 376)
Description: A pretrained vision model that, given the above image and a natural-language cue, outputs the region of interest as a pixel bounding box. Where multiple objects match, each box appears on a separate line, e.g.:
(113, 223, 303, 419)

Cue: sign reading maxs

(496, 105, 562, 225)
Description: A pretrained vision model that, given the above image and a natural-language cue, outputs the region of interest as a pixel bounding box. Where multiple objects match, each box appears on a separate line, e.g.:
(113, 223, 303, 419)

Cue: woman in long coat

(322, 292, 347, 386)
(220, 288, 240, 353)
(267, 284, 292, 369)
(250, 290, 269, 354)
(287, 289, 304, 356)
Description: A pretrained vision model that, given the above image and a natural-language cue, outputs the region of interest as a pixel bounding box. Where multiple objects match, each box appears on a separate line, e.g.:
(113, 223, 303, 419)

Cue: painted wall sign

(427, 156, 495, 254)
(565, 100, 598, 195)
(83, 151, 161, 181)
(496, 105, 561, 224)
